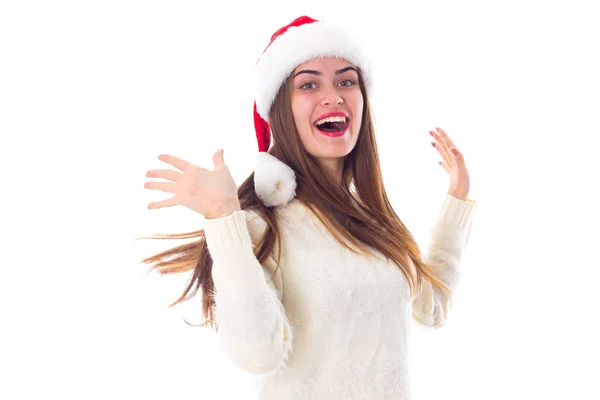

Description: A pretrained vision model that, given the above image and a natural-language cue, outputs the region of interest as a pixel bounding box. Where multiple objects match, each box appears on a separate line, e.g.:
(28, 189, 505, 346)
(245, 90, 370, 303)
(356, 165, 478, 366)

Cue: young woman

(142, 15, 477, 399)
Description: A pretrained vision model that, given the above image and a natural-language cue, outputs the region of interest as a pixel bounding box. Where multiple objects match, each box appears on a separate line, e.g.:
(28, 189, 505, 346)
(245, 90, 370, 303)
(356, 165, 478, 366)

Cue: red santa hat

(252, 16, 373, 207)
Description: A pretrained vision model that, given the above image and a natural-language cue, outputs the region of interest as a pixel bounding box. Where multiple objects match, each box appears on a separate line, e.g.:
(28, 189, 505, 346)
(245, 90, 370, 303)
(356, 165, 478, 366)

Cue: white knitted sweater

(203, 194, 477, 399)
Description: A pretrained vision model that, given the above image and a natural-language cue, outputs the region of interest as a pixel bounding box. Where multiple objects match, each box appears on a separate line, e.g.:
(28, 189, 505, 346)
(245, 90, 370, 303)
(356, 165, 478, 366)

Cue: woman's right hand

(144, 149, 241, 218)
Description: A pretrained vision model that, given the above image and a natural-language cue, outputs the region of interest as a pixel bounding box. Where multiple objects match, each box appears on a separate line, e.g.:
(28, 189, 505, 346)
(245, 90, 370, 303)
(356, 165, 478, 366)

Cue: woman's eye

(300, 82, 317, 90)
(339, 79, 356, 87)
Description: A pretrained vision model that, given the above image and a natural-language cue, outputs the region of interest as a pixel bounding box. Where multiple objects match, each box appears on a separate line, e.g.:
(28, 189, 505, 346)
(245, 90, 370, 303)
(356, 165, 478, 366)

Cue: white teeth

(315, 116, 348, 125)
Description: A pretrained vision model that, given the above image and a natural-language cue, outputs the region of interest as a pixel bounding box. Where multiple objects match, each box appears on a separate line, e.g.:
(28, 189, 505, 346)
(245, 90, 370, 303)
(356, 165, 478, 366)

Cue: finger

(450, 147, 464, 162)
(158, 154, 190, 172)
(213, 149, 225, 169)
(430, 130, 451, 154)
(435, 127, 457, 148)
(429, 129, 449, 149)
(439, 160, 451, 174)
(146, 169, 181, 182)
(147, 196, 178, 210)
(431, 140, 452, 166)
(144, 181, 176, 193)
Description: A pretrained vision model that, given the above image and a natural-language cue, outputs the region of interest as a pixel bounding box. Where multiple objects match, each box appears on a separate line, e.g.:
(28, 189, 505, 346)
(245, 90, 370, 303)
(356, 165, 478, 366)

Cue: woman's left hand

(429, 127, 470, 201)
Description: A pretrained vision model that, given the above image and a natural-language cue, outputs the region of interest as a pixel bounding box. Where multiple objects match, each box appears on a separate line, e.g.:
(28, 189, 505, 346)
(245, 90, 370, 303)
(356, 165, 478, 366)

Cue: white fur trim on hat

(255, 21, 373, 121)
(254, 152, 297, 207)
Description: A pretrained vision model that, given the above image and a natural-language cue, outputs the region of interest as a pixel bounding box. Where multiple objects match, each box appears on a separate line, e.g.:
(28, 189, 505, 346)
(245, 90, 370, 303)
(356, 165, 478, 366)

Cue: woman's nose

(321, 88, 344, 106)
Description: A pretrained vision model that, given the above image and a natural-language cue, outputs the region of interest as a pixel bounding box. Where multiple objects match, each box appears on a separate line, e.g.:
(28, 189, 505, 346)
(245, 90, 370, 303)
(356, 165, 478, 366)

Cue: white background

(1, 0, 598, 399)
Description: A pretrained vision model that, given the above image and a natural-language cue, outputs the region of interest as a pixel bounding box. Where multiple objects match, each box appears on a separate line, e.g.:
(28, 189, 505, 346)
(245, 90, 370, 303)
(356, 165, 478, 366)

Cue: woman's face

(290, 57, 364, 171)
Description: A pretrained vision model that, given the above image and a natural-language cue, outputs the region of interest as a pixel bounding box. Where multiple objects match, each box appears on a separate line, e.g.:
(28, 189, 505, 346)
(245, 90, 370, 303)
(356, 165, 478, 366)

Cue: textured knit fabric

(203, 194, 477, 399)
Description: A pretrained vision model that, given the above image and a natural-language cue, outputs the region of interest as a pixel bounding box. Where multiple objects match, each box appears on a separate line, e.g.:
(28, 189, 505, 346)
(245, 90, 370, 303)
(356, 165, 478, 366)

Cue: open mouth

(314, 116, 349, 134)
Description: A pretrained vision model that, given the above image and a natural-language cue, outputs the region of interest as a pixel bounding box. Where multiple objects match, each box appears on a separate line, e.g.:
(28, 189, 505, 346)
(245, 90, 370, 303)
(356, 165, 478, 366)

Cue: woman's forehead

(293, 56, 355, 72)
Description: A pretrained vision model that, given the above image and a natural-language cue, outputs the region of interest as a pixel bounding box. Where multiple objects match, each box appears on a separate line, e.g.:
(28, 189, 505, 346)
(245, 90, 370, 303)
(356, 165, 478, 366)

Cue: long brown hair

(139, 65, 450, 330)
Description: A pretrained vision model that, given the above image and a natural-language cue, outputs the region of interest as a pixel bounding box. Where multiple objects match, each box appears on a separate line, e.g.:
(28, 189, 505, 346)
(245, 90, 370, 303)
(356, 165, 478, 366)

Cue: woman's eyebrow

(293, 66, 358, 78)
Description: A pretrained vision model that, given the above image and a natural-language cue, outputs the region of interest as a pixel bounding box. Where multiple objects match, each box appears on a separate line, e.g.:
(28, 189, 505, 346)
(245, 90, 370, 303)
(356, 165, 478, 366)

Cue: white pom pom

(253, 152, 297, 207)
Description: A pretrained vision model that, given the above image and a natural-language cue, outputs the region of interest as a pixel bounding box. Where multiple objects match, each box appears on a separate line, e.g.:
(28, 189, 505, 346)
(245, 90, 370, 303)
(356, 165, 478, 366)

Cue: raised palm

(143, 150, 240, 217)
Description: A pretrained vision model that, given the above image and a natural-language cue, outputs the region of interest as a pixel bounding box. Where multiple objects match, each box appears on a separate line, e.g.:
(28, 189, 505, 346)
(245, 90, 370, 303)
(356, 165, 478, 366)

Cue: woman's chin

(312, 143, 355, 159)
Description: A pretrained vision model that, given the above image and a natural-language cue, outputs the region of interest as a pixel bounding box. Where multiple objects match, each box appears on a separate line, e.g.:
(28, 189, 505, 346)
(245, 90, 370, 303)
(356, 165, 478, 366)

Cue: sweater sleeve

(411, 194, 477, 328)
(203, 210, 294, 376)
